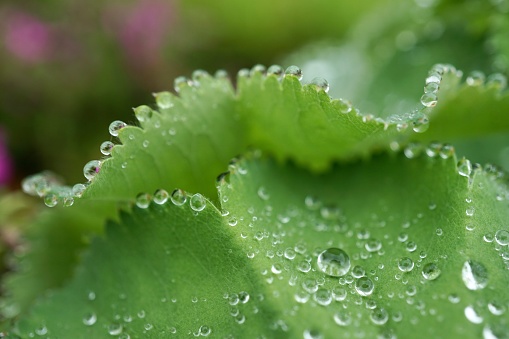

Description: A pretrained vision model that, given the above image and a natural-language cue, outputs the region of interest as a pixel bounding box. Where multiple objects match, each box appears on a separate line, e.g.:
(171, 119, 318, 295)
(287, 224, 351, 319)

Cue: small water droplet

(355, 277, 375, 296)
(365, 239, 382, 252)
(267, 65, 284, 78)
(314, 288, 332, 306)
(488, 301, 506, 315)
(398, 257, 414, 272)
(135, 193, 151, 209)
(317, 248, 351, 277)
(486, 73, 507, 89)
(170, 189, 187, 206)
(420, 93, 438, 107)
(285, 66, 303, 80)
(464, 305, 483, 324)
(412, 114, 429, 133)
(310, 77, 329, 93)
(190, 193, 206, 212)
(466, 71, 485, 86)
(351, 265, 366, 278)
(44, 193, 58, 207)
(108, 323, 123, 336)
(422, 263, 441, 280)
(458, 158, 472, 177)
(174, 76, 192, 93)
(370, 308, 389, 325)
(109, 120, 127, 137)
(133, 105, 153, 122)
(199, 325, 211, 336)
(257, 186, 270, 201)
(303, 329, 323, 339)
(153, 189, 169, 204)
(83, 312, 97, 326)
(406, 241, 417, 252)
(333, 310, 352, 326)
(439, 144, 454, 159)
(462, 260, 488, 290)
(495, 230, 509, 246)
(100, 141, 115, 155)
(83, 160, 101, 181)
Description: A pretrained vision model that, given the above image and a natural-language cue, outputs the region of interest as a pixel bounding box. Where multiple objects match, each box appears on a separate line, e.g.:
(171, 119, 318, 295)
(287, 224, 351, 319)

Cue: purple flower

(0, 129, 13, 186)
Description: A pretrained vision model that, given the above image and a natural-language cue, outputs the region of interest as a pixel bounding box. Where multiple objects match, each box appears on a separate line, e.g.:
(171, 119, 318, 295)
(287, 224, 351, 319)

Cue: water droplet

(332, 286, 347, 301)
(333, 310, 352, 326)
(436, 228, 443, 236)
(174, 76, 192, 93)
(464, 305, 483, 324)
(297, 260, 311, 273)
(44, 193, 58, 207)
(267, 65, 284, 79)
(83, 160, 101, 181)
(420, 93, 438, 107)
(285, 65, 303, 80)
(35, 326, 48, 336)
(294, 289, 310, 303)
(404, 143, 423, 159)
(424, 81, 440, 93)
(170, 189, 187, 206)
(370, 308, 389, 325)
(462, 260, 488, 290)
(303, 329, 323, 339)
(317, 248, 351, 277)
(425, 142, 442, 157)
(466, 71, 485, 86)
(486, 73, 507, 89)
(495, 230, 509, 246)
(108, 323, 123, 336)
(406, 241, 417, 252)
(153, 189, 169, 204)
(439, 144, 455, 159)
(413, 114, 429, 133)
(228, 217, 237, 227)
(135, 193, 151, 209)
(355, 277, 374, 296)
(314, 288, 332, 306)
(365, 239, 382, 252)
(284, 248, 296, 260)
(133, 105, 153, 122)
(458, 158, 472, 177)
(398, 257, 414, 272)
(109, 120, 126, 137)
(488, 301, 506, 315)
(426, 74, 441, 84)
(351, 265, 366, 278)
(190, 194, 206, 212)
(83, 312, 97, 326)
(257, 186, 270, 200)
(422, 263, 441, 280)
(310, 77, 329, 93)
(100, 141, 115, 155)
(302, 279, 319, 293)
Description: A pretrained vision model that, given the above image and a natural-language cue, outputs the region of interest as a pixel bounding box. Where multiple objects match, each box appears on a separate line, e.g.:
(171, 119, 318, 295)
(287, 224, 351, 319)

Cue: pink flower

(0, 129, 13, 186)
(4, 11, 53, 63)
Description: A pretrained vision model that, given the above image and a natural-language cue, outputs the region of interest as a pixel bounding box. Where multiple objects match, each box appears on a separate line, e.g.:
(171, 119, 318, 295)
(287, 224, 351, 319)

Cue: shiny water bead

(404, 143, 423, 159)
(297, 261, 312, 273)
(44, 193, 58, 207)
(109, 120, 127, 137)
(420, 92, 438, 107)
(457, 158, 472, 177)
(190, 193, 206, 212)
(464, 305, 483, 324)
(488, 301, 507, 315)
(351, 265, 366, 278)
(332, 286, 347, 301)
(425, 73, 442, 84)
(174, 76, 193, 93)
(365, 239, 382, 252)
(310, 77, 329, 93)
(412, 114, 429, 133)
(355, 277, 374, 296)
(35, 326, 48, 336)
(267, 65, 284, 78)
(334, 98, 352, 114)
(237, 68, 250, 78)
(152, 189, 169, 205)
(250, 64, 266, 76)
(398, 257, 414, 272)
(214, 69, 228, 79)
(100, 141, 115, 156)
(370, 308, 389, 325)
(199, 325, 211, 336)
(154, 91, 174, 109)
(314, 288, 332, 306)
(462, 260, 488, 290)
(170, 189, 187, 206)
(63, 196, 74, 207)
(333, 311, 352, 326)
(83, 312, 97, 326)
(285, 65, 303, 80)
(425, 142, 442, 157)
(133, 105, 153, 122)
(83, 160, 101, 181)
(135, 193, 151, 209)
(466, 71, 485, 86)
(317, 248, 351, 277)
(303, 329, 323, 339)
(72, 183, 86, 198)
(257, 186, 270, 201)
(422, 263, 441, 280)
(486, 73, 507, 89)
(495, 230, 509, 246)
(439, 144, 454, 159)
(192, 69, 209, 82)
(424, 81, 439, 93)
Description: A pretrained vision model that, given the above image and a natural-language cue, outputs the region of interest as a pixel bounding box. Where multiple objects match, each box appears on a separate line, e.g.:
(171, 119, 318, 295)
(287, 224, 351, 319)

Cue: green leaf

(14, 151, 509, 337)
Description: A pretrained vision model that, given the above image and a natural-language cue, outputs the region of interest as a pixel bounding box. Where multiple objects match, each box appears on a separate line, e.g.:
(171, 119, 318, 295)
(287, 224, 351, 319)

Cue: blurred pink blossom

(0, 129, 13, 186)
(105, 0, 175, 68)
(4, 11, 53, 63)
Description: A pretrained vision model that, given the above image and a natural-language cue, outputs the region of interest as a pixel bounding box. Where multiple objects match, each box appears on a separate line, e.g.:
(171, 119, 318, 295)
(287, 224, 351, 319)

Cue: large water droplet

(109, 120, 126, 137)
(422, 263, 441, 280)
(317, 248, 351, 277)
(190, 193, 206, 212)
(398, 257, 414, 272)
(462, 260, 488, 290)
